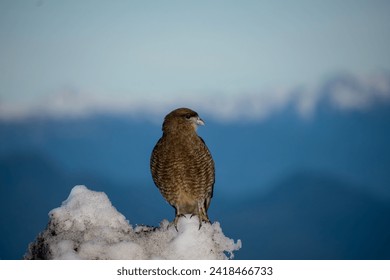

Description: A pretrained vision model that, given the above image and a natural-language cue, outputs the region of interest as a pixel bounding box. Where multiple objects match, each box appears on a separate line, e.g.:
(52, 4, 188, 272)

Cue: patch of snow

(25, 185, 241, 260)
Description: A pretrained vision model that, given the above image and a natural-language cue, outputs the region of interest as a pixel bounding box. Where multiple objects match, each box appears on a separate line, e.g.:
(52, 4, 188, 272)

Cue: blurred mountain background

(1, 93, 390, 259)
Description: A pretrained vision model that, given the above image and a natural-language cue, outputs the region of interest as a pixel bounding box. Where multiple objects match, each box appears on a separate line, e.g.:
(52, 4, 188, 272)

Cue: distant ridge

(1, 72, 389, 122)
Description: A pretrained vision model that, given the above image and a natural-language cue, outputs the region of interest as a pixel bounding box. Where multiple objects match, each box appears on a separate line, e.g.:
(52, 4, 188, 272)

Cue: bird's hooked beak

(196, 116, 205, 126)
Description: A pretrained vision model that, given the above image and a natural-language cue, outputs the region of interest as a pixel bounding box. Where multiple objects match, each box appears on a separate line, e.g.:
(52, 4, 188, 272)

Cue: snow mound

(25, 185, 241, 260)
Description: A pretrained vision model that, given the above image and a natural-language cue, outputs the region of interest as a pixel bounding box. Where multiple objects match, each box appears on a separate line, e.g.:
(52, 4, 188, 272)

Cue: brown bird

(150, 108, 215, 229)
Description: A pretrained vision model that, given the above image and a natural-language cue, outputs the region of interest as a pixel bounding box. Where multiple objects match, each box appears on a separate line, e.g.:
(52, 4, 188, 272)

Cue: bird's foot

(170, 214, 187, 231)
(170, 214, 210, 231)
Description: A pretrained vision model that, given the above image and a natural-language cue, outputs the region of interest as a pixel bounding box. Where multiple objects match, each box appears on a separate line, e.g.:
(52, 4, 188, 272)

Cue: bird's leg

(172, 214, 187, 231)
(197, 200, 210, 229)
(169, 206, 187, 231)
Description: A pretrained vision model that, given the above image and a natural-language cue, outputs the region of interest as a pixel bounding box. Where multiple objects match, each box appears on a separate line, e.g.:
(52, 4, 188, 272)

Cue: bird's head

(162, 107, 205, 133)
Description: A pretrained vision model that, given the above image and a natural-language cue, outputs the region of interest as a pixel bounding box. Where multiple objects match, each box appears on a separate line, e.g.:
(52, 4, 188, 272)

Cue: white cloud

(325, 72, 390, 110)
(25, 185, 241, 260)
(1, 72, 389, 122)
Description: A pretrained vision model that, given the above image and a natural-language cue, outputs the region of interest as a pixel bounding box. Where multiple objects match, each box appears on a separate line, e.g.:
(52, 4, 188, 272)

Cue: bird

(150, 108, 215, 229)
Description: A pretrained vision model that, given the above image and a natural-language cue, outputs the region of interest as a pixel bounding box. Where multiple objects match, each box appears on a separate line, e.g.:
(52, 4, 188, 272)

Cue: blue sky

(1, 0, 390, 119)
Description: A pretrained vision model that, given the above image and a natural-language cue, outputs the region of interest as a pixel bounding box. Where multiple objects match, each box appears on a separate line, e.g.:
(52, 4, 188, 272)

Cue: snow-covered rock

(25, 185, 241, 260)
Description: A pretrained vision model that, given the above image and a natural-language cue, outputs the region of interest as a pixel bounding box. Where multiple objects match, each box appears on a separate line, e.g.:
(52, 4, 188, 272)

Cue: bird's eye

(185, 114, 192, 119)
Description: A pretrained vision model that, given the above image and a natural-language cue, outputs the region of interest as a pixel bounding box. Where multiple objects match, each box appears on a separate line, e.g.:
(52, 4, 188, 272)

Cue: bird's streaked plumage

(150, 108, 215, 228)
